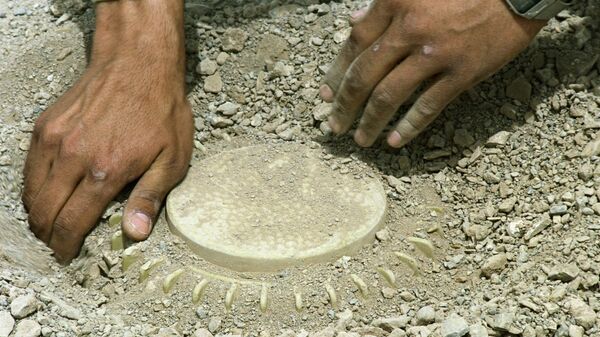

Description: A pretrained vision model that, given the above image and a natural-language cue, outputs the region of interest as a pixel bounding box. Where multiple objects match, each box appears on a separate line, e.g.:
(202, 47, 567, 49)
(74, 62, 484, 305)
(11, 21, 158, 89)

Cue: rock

(416, 305, 435, 325)
(13, 319, 41, 337)
(578, 163, 593, 181)
(498, 197, 517, 213)
(217, 102, 240, 116)
(506, 76, 532, 103)
(381, 287, 396, 299)
(491, 312, 514, 332)
(481, 254, 507, 277)
(568, 297, 596, 328)
(193, 328, 213, 337)
(372, 316, 410, 331)
(549, 204, 568, 216)
(0, 311, 15, 337)
(469, 324, 489, 337)
(548, 263, 580, 282)
(272, 61, 293, 77)
(311, 326, 335, 337)
(569, 325, 584, 337)
(581, 138, 600, 157)
(453, 129, 475, 147)
(486, 131, 511, 147)
(312, 102, 331, 121)
(222, 28, 248, 52)
(441, 314, 469, 337)
(216, 52, 229, 65)
(375, 229, 390, 241)
(10, 293, 38, 319)
(204, 73, 223, 93)
(556, 51, 599, 78)
(208, 317, 221, 333)
(523, 216, 551, 240)
(388, 329, 406, 337)
(197, 59, 218, 75)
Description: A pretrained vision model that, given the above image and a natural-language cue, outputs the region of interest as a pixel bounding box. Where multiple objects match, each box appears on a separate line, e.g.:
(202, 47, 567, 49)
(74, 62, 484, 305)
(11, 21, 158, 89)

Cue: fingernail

(350, 7, 368, 21)
(127, 212, 151, 236)
(328, 116, 341, 134)
(387, 131, 403, 148)
(354, 129, 368, 147)
(320, 84, 334, 101)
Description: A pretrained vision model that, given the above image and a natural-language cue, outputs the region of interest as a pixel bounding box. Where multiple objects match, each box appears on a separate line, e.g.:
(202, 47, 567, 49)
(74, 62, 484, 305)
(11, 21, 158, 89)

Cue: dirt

(1, 0, 600, 337)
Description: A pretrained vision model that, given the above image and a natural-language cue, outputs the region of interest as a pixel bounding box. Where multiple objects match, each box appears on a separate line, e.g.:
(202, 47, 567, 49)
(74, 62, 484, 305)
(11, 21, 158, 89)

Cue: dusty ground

(1, 0, 600, 336)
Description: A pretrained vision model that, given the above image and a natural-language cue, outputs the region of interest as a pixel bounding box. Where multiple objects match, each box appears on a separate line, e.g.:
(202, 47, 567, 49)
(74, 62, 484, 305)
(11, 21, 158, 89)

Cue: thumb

(122, 159, 182, 242)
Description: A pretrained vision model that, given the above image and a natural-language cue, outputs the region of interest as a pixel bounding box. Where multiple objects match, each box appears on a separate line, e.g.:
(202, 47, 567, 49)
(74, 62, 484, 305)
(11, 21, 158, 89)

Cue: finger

(22, 145, 55, 208)
(48, 171, 125, 263)
(27, 161, 85, 243)
(320, 0, 393, 102)
(328, 20, 412, 135)
(354, 56, 442, 147)
(122, 153, 186, 242)
(387, 77, 464, 148)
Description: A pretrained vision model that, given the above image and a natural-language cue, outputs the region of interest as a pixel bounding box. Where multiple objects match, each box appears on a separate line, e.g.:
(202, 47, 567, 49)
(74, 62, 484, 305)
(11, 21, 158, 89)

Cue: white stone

(441, 314, 469, 337)
(0, 311, 15, 337)
(10, 294, 38, 319)
(13, 319, 41, 337)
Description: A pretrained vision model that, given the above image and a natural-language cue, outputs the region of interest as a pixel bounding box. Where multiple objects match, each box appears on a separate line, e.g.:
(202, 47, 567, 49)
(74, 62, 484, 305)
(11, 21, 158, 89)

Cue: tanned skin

(24, 0, 546, 263)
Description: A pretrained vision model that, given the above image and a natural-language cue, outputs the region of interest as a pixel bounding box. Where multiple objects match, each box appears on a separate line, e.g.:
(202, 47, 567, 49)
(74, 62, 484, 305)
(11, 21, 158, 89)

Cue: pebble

(506, 76, 532, 103)
(197, 59, 218, 75)
(568, 325, 584, 337)
(578, 163, 593, 181)
(193, 328, 213, 337)
(216, 52, 229, 65)
(498, 197, 516, 213)
(568, 297, 596, 328)
(312, 102, 331, 121)
(469, 324, 488, 337)
(453, 129, 475, 147)
(549, 204, 568, 216)
(481, 254, 507, 277)
(13, 8, 27, 16)
(13, 319, 41, 337)
(311, 37, 324, 46)
(486, 131, 511, 147)
(10, 293, 38, 319)
(204, 73, 223, 93)
(416, 305, 435, 325)
(217, 102, 240, 116)
(381, 287, 396, 299)
(491, 312, 514, 332)
(0, 310, 15, 337)
(372, 316, 410, 331)
(548, 263, 580, 282)
(441, 314, 469, 337)
(208, 316, 221, 333)
(311, 326, 335, 337)
(221, 28, 248, 52)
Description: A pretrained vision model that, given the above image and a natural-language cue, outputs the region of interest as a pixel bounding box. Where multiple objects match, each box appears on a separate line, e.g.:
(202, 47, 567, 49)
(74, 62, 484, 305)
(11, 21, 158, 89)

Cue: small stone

(453, 129, 475, 147)
(441, 314, 469, 337)
(506, 76, 532, 103)
(481, 253, 507, 277)
(10, 293, 38, 319)
(13, 8, 27, 16)
(0, 311, 15, 337)
(204, 73, 223, 93)
(491, 312, 514, 332)
(311, 326, 335, 337)
(217, 102, 240, 116)
(498, 197, 517, 213)
(13, 319, 41, 337)
(568, 297, 596, 329)
(397, 156, 411, 171)
(208, 317, 221, 333)
(193, 328, 213, 337)
(197, 59, 218, 75)
(568, 325, 584, 337)
(372, 316, 410, 332)
(578, 163, 593, 181)
(381, 287, 396, 299)
(272, 61, 293, 77)
(311, 37, 324, 46)
(216, 52, 229, 65)
(416, 305, 435, 325)
(313, 102, 331, 121)
(548, 264, 580, 282)
(486, 131, 511, 147)
(222, 28, 248, 52)
(375, 229, 390, 241)
(469, 324, 489, 337)
(549, 204, 568, 216)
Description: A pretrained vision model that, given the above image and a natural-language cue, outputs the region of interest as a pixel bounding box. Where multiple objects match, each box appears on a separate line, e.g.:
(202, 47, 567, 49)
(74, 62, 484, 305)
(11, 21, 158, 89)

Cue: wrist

(90, 0, 186, 83)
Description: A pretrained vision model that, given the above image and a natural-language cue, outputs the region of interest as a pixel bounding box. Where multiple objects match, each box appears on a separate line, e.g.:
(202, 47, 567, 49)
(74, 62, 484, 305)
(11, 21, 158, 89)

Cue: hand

(321, 0, 546, 147)
(22, 0, 193, 263)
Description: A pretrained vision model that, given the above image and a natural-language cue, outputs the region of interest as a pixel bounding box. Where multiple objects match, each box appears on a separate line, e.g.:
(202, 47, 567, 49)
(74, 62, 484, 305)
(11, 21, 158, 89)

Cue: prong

(225, 283, 238, 311)
(407, 237, 434, 258)
(350, 274, 368, 298)
(377, 267, 396, 287)
(325, 283, 337, 308)
(121, 246, 140, 271)
(395, 252, 420, 275)
(163, 268, 185, 293)
(259, 284, 268, 313)
(139, 257, 164, 283)
(192, 279, 209, 304)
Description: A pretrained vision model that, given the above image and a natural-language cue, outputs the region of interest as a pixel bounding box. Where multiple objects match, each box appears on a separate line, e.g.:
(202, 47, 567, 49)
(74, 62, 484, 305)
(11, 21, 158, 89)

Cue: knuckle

(370, 88, 396, 111)
(414, 96, 440, 119)
(37, 121, 63, 146)
(344, 65, 367, 92)
(58, 132, 83, 160)
(348, 27, 369, 49)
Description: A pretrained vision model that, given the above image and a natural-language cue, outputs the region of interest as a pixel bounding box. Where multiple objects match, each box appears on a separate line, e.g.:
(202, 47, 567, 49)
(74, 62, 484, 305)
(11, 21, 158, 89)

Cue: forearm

(91, 0, 186, 87)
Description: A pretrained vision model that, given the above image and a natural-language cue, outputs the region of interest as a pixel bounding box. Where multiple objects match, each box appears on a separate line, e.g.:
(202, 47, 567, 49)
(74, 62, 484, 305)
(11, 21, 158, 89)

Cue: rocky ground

(1, 0, 600, 336)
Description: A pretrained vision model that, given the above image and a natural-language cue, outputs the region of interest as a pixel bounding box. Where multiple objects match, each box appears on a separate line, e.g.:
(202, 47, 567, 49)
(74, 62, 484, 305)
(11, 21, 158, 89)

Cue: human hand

(22, 0, 193, 263)
(321, 0, 546, 147)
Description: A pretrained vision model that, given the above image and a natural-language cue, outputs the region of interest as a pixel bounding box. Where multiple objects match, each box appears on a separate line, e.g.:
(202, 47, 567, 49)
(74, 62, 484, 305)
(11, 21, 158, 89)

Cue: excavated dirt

(1, 0, 600, 337)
